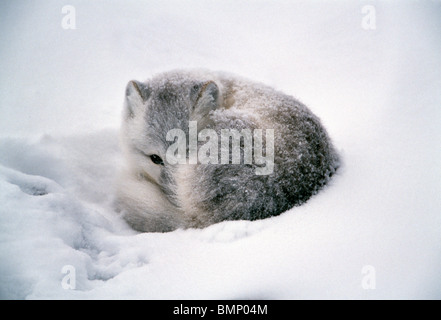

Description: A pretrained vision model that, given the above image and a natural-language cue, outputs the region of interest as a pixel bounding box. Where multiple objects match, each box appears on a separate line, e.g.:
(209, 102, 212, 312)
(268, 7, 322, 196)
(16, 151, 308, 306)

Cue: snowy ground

(1, 0, 440, 299)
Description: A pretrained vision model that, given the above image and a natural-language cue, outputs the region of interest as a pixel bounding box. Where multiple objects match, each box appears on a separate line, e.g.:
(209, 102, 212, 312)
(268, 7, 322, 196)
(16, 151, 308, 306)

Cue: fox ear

(125, 80, 150, 118)
(191, 81, 220, 118)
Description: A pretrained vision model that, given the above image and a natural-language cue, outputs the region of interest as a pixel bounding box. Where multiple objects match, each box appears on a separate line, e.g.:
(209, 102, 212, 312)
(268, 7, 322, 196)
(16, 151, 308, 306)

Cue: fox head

(118, 71, 228, 230)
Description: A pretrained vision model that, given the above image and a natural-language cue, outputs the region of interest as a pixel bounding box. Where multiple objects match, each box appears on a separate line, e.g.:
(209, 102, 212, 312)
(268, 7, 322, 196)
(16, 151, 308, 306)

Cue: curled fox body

(115, 70, 339, 232)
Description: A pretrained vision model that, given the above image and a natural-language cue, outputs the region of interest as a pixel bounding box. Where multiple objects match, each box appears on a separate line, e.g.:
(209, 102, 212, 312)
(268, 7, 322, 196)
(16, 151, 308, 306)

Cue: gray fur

(115, 69, 339, 232)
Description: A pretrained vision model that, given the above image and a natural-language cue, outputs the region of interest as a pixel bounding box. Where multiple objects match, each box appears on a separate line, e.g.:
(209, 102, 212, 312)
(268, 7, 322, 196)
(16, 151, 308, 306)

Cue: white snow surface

(1, 0, 441, 299)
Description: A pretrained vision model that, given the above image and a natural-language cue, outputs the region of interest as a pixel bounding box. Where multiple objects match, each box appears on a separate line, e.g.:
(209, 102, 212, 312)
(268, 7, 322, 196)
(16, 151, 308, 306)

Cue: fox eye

(150, 154, 164, 166)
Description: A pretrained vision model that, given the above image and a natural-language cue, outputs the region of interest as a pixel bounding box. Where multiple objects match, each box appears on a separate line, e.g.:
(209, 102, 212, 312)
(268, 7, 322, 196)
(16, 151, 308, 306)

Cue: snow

(1, 0, 441, 299)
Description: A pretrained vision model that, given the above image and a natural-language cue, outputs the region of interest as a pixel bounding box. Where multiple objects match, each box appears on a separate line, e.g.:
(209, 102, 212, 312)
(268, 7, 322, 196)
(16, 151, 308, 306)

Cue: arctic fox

(115, 70, 339, 232)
